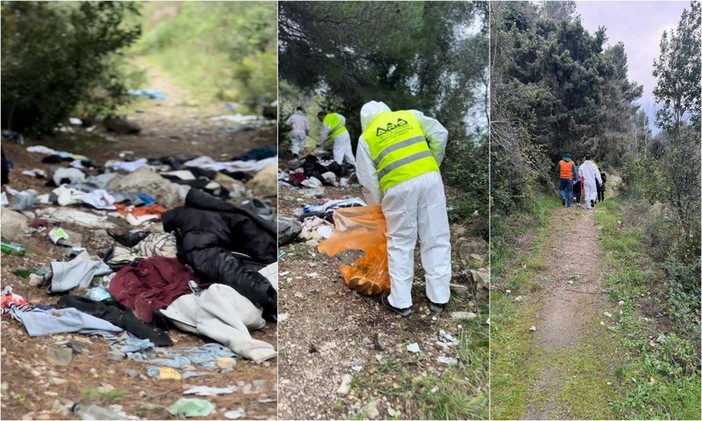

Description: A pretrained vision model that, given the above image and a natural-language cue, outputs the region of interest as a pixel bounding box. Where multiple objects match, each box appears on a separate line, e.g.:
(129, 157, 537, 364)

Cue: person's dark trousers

(598, 185, 605, 202)
(559, 179, 573, 207)
(573, 180, 582, 204)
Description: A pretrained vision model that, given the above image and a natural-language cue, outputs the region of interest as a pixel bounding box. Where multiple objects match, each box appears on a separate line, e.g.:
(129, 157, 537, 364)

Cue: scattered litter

(183, 385, 235, 396)
(167, 398, 215, 417)
(147, 366, 182, 380)
(618, 300, 625, 306)
(529, 326, 537, 332)
(224, 408, 247, 420)
(603, 312, 613, 318)
(514, 296, 523, 302)
(277, 313, 289, 322)
(438, 330, 459, 346)
(21, 168, 47, 178)
(69, 117, 82, 125)
(450, 311, 477, 320)
(351, 364, 363, 372)
(437, 356, 459, 365)
(406, 343, 420, 353)
(48, 228, 70, 245)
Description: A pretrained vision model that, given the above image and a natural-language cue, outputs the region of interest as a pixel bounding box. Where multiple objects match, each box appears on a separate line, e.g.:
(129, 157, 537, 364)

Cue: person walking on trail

(578, 155, 602, 209)
(284, 107, 309, 159)
(597, 171, 608, 202)
(573, 160, 583, 205)
(556, 153, 576, 207)
(317, 110, 356, 166)
(355, 100, 451, 317)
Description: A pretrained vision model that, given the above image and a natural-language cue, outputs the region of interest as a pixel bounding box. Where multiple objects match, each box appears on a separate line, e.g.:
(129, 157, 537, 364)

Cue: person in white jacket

(284, 107, 309, 158)
(317, 111, 356, 166)
(578, 155, 602, 210)
(356, 100, 451, 316)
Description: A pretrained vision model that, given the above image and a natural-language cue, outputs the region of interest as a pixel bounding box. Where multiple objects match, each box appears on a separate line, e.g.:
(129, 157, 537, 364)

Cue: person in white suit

(578, 155, 602, 210)
(355, 100, 452, 316)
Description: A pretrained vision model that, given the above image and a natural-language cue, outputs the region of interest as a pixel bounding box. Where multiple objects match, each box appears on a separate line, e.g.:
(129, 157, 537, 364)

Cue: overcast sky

(575, 1, 691, 134)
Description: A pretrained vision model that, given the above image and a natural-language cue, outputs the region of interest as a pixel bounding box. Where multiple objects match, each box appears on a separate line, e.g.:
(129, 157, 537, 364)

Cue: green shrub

(1, 2, 141, 133)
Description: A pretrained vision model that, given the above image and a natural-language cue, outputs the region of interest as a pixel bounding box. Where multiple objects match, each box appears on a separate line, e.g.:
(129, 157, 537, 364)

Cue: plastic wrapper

(318, 205, 389, 296)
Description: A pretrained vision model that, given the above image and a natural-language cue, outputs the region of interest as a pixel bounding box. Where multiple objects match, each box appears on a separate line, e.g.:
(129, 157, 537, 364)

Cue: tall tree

(652, 1, 701, 132)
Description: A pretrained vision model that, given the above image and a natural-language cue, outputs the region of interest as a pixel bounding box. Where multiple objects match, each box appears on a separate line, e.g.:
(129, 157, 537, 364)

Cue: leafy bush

(1, 2, 141, 133)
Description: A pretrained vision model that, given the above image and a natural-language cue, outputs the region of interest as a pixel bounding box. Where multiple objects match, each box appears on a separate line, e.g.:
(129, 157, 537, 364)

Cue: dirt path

(276, 158, 489, 419)
(522, 205, 611, 419)
(1, 61, 276, 420)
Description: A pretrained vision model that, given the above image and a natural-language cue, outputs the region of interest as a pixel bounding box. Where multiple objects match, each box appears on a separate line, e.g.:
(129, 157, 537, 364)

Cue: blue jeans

(559, 179, 573, 207)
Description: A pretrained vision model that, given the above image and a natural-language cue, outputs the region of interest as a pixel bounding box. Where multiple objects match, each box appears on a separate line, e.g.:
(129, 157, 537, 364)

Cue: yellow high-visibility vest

(323, 113, 348, 139)
(362, 110, 439, 191)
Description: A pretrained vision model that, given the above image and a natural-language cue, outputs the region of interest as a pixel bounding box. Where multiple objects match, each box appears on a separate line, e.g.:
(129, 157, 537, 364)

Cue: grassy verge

(595, 199, 701, 419)
(350, 315, 489, 420)
(490, 191, 560, 419)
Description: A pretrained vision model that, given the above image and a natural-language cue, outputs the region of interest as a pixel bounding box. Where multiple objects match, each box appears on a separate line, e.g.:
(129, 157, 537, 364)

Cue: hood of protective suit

(360, 101, 392, 131)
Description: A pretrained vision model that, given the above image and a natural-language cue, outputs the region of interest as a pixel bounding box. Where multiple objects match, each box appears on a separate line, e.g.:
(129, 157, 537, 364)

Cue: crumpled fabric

(52, 167, 86, 186)
(82, 189, 117, 210)
(108, 256, 203, 324)
(160, 284, 275, 363)
(50, 253, 112, 292)
(9, 306, 122, 337)
(57, 295, 172, 346)
(107, 232, 178, 267)
(161, 189, 277, 319)
(114, 340, 237, 369)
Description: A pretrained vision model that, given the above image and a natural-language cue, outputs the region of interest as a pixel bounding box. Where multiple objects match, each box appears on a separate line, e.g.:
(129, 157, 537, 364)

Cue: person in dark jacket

(162, 189, 277, 319)
(597, 172, 607, 202)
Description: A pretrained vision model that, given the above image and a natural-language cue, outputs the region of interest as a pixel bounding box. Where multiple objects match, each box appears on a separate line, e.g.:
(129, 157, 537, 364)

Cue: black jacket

(162, 189, 277, 318)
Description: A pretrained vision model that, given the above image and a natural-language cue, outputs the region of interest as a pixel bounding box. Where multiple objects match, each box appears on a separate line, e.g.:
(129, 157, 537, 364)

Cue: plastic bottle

(1, 240, 26, 257)
(72, 403, 124, 420)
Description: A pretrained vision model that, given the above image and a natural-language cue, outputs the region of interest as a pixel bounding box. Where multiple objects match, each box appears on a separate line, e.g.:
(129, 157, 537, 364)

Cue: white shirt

(285, 111, 309, 133)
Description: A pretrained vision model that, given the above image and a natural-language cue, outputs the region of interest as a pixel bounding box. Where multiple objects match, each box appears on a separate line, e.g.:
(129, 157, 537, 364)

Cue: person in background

(284, 107, 309, 160)
(573, 160, 582, 205)
(317, 110, 356, 167)
(555, 153, 576, 207)
(598, 171, 607, 202)
(355, 100, 451, 317)
(578, 155, 602, 210)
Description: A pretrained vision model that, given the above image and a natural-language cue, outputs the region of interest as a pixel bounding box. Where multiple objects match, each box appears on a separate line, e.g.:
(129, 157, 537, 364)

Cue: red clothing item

(109, 256, 205, 323)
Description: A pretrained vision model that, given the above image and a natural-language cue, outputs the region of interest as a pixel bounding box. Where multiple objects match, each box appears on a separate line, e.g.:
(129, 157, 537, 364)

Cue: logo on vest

(375, 118, 408, 136)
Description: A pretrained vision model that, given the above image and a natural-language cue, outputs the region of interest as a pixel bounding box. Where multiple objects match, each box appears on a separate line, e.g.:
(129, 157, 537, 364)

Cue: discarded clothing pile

(299, 197, 367, 223)
(162, 189, 278, 320)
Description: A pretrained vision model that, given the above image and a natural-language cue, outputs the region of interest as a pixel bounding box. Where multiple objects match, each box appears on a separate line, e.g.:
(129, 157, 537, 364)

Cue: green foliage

(490, 1, 644, 216)
(136, 2, 276, 106)
(1, 2, 141, 133)
(595, 201, 701, 419)
(653, 1, 701, 132)
(279, 1, 488, 229)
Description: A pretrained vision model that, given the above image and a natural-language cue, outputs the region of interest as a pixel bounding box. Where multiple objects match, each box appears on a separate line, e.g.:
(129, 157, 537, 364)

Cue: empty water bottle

(73, 403, 123, 420)
(1, 240, 26, 256)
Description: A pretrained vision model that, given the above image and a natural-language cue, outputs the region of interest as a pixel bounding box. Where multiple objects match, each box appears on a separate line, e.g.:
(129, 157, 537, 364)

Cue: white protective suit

(578, 160, 602, 209)
(356, 101, 451, 309)
(285, 110, 309, 156)
(319, 114, 355, 166)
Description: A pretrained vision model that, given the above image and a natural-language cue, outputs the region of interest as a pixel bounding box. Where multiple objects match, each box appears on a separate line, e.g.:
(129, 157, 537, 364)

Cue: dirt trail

(522, 205, 610, 419)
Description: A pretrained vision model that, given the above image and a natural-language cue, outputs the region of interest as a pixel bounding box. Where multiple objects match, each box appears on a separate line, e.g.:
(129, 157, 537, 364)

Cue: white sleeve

(319, 123, 330, 143)
(355, 136, 383, 205)
(339, 114, 346, 126)
(284, 115, 293, 127)
(412, 110, 448, 166)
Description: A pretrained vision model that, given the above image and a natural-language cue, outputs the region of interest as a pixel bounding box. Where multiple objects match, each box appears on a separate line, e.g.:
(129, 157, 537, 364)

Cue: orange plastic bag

(317, 205, 390, 296)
